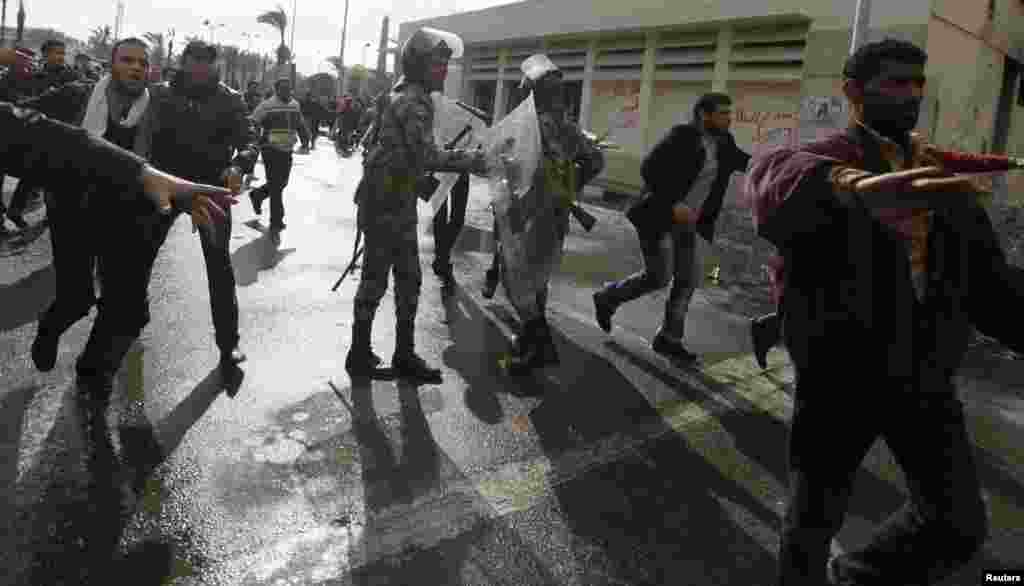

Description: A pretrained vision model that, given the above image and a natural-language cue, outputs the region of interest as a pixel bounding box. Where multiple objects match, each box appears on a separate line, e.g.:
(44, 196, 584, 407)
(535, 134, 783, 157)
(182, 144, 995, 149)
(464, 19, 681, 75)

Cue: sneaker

(651, 335, 698, 365)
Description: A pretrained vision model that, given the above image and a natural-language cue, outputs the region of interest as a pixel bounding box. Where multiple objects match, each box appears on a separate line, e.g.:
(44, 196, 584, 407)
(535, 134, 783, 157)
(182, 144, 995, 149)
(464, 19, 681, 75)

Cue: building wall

(397, 0, 932, 47)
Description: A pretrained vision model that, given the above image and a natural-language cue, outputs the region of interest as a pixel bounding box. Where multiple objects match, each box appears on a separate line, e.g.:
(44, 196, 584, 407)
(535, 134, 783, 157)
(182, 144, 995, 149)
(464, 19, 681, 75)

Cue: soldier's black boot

(506, 318, 559, 375)
(392, 320, 442, 384)
(345, 319, 382, 377)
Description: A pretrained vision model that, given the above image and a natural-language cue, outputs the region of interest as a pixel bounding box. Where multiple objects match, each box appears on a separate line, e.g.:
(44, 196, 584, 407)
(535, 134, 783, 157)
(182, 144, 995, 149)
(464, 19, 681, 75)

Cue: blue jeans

(600, 224, 702, 341)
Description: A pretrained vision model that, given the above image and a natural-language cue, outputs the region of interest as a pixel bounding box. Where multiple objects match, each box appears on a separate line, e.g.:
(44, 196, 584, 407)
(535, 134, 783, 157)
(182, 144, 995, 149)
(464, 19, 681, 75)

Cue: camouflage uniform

(351, 79, 482, 375)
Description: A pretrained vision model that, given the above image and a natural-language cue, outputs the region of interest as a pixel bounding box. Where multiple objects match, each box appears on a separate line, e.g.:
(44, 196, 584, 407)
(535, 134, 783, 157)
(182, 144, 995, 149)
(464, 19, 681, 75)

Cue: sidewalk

(447, 177, 1024, 581)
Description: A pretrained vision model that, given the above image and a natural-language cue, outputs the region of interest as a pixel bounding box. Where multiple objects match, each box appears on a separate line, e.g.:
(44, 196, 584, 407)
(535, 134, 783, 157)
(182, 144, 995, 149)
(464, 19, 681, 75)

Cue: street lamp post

(336, 0, 349, 95)
(202, 19, 225, 44)
(850, 0, 872, 54)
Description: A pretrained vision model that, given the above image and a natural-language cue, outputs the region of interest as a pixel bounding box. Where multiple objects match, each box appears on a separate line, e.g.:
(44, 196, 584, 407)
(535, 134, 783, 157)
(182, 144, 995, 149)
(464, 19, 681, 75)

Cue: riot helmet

(520, 54, 564, 112)
(397, 27, 464, 92)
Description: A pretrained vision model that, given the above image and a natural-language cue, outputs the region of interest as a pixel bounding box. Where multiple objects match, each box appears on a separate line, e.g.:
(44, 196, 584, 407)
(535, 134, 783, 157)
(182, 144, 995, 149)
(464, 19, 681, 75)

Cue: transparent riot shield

(479, 94, 562, 322)
(428, 92, 491, 217)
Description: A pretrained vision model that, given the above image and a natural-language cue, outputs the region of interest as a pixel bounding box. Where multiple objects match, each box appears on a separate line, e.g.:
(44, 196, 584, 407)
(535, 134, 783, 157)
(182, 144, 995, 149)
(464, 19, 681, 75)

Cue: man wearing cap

(492, 53, 605, 374)
(344, 27, 487, 383)
(249, 76, 309, 230)
(144, 39, 260, 367)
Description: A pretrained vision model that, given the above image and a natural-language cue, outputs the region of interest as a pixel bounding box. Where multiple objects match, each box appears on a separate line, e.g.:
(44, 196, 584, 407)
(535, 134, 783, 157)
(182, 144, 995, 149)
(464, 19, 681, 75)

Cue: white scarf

(81, 73, 151, 138)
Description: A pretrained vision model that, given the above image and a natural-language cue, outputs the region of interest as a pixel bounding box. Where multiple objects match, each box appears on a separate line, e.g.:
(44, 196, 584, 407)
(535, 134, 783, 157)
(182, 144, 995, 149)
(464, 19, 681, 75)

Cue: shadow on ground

(0, 340, 242, 585)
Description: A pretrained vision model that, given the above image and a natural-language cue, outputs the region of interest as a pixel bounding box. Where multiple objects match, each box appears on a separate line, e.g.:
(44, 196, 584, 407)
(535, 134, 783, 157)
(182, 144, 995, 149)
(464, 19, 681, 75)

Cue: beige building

(399, 0, 1024, 200)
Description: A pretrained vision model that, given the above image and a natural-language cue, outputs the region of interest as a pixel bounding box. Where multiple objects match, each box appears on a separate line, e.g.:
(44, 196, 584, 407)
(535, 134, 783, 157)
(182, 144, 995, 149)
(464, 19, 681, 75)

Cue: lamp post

(166, 28, 175, 66)
(850, 0, 872, 53)
(202, 19, 225, 44)
(335, 0, 349, 95)
(1, 0, 7, 47)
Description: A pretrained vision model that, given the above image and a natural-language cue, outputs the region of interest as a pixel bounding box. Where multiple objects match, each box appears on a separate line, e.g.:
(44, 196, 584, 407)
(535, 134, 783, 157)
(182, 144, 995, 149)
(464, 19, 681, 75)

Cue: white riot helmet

(397, 27, 464, 91)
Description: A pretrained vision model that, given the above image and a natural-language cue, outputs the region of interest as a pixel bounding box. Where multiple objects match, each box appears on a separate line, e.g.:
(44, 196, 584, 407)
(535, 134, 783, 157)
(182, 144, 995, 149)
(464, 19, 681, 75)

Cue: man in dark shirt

(747, 39, 1024, 585)
(145, 40, 259, 366)
(592, 93, 750, 364)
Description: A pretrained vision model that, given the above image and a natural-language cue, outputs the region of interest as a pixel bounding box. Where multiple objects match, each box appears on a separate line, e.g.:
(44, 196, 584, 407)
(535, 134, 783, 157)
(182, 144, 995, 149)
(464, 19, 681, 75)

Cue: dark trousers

(197, 206, 240, 352)
(600, 225, 702, 342)
(779, 384, 987, 585)
(258, 147, 293, 226)
(45, 202, 171, 383)
(432, 172, 469, 265)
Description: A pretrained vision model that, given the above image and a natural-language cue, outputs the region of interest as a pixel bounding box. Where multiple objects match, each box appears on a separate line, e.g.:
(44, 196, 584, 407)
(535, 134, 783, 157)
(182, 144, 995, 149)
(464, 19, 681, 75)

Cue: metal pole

(850, 0, 872, 54)
(337, 0, 349, 95)
(290, 0, 297, 55)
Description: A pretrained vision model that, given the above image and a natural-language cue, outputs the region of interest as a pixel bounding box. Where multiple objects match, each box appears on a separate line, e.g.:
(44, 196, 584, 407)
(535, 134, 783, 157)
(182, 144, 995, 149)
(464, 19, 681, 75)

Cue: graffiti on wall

(798, 95, 849, 143)
(732, 107, 800, 158)
(593, 79, 644, 150)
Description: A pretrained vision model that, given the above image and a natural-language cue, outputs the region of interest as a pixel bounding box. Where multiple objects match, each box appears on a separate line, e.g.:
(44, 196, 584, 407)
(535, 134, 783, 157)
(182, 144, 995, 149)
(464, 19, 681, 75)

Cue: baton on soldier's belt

(332, 226, 363, 291)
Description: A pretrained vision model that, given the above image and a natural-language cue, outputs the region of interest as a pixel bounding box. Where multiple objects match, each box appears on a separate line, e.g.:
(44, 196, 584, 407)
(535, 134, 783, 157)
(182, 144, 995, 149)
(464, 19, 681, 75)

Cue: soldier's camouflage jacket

(359, 81, 480, 230)
(527, 110, 605, 235)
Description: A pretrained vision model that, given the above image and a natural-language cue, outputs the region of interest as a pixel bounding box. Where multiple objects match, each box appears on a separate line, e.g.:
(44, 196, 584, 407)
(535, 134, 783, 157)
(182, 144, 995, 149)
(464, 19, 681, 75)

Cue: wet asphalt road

(1, 140, 1023, 585)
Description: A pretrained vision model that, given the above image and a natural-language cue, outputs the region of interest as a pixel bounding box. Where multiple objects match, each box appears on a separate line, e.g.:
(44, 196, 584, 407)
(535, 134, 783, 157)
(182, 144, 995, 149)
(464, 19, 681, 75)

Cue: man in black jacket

(747, 39, 1024, 585)
(592, 93, 751, 363)
(0, 39, 81, 232)
(147, 40, 259, 366)
(1, 44, 237, 394)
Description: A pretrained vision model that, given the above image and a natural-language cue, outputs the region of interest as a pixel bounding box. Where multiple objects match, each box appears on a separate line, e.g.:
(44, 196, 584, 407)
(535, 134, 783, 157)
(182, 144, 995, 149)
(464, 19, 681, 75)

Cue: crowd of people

(4, 24, 1024, 585)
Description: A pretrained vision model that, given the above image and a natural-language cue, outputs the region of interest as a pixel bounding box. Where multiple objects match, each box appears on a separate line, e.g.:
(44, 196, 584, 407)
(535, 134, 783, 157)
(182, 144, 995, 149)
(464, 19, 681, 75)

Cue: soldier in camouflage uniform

(502, 54, 605, 374)
(345, 27, 487, 383)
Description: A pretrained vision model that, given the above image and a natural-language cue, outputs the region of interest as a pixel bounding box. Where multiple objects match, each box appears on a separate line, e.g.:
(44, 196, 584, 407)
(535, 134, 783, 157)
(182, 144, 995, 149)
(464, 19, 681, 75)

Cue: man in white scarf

(22, 39, 204, 412)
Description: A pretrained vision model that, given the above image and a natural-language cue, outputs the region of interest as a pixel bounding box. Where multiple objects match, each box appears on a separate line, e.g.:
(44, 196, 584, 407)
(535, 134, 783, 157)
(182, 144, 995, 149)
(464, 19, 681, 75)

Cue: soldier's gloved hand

(140, 164, 238, 243)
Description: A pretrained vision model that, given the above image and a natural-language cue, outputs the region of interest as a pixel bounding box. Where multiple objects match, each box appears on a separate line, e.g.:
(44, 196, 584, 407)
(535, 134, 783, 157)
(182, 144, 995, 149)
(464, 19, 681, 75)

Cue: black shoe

(31, 321, 60, 372)
(391, 352, 442, 384)
(750, 317, 773, 370)
(651, 335, 698, 365)
(482, 268, 499, 299)
(346, 348, 384, 377)
(220, 348, 248, 366)
(249, 190, 263, 215)
(593, 290, 615, 333)
(8, 214, 28, 230)
(506, 321, 559, 375)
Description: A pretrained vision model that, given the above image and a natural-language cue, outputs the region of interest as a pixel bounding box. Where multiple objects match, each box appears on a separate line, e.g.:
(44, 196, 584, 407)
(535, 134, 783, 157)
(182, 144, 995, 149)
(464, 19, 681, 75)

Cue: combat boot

(345, 319, 383, 376)
(506, 318, 559, 375)
(392, 321, 442, 384)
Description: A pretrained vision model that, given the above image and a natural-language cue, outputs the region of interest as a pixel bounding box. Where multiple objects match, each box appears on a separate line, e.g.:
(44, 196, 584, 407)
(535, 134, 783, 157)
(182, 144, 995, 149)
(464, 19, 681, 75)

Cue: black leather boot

(392, 320, 442, 384)
(506, 318, 559, 375)
(345, 319, 383, 377)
